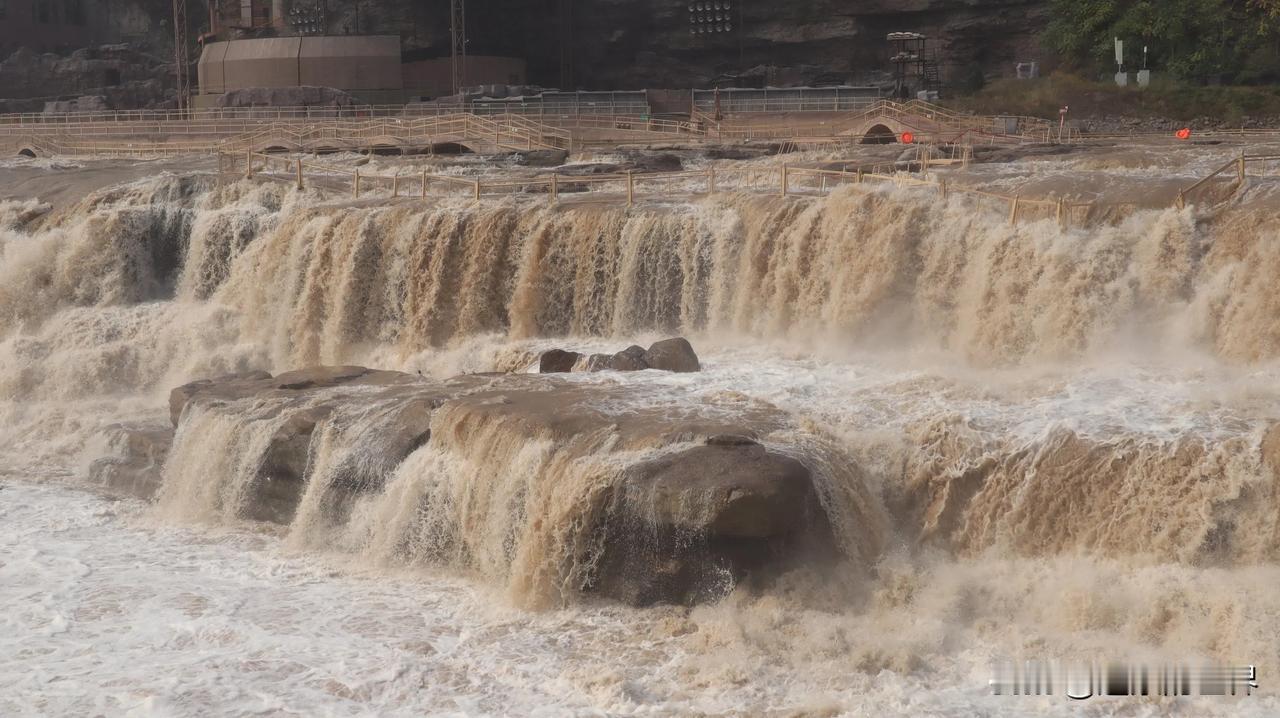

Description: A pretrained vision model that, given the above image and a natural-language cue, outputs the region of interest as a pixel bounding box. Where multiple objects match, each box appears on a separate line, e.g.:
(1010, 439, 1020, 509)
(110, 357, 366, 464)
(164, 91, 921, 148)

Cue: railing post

(1056, 197, 1066, 228)
(1238, 150, 1246, 183)
(939, 179, 948, 199)
(551, 173, 559, 202)
(856, 169, 864, 184)
(296, 158, 304, 190)
(422, 169, 428, 199)
(780, 165, 789, 196)
(353, 168, 361, 198)
(1009, 194, 1020, 226)
(474, 179, 482, 200)
(244, 148, 252, 179)
(707, 168, 716, 194)
(392, 175, 400, 197)
(626, 171, 635, 206)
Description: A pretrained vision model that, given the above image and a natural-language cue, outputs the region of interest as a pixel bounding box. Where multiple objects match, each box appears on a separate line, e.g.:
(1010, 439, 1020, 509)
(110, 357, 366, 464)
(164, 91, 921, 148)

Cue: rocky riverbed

(88, 351, 878, 607)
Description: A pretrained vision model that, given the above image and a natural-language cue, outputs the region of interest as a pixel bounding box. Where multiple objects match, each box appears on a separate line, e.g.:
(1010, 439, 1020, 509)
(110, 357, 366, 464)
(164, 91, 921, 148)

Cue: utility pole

(172, 0, 190, 111)
(450, 0, 467, 96)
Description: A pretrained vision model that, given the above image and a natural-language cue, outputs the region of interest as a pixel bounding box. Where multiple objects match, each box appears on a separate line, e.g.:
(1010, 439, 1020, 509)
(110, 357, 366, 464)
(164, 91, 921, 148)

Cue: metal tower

(172, 0, 191, 110)
(450, 0, 467, 95)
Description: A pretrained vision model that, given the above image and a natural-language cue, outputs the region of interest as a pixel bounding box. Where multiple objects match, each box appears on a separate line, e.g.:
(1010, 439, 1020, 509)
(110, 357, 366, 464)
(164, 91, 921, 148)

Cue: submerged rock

(143, 364, 872, 607)
(515, 149, 569, 167)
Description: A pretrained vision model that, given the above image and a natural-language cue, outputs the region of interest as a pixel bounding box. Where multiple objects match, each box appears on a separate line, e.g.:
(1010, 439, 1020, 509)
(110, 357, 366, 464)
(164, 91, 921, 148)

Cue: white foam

(3, 481, 1277, 716)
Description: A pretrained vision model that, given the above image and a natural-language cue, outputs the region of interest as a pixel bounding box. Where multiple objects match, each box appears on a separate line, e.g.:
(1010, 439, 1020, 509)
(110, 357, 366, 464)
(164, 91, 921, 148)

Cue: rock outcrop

(0, 45, 173, 113)
(107, 364, 873, 606)
(215, 86, 359, 109)
(540, 337, 701, 374)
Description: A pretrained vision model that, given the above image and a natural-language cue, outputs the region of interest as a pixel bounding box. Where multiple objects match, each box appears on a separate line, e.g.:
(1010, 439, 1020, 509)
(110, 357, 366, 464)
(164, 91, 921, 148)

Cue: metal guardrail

(4, 113, 573, 158)
(230, 148, 1142, 228)
(2, 100, 1063, 160)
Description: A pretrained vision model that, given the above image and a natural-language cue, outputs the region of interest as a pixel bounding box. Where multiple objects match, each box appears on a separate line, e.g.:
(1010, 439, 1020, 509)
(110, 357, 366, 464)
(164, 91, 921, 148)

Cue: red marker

(1176, 128, 1192, 140)
(901, 132, 915, 144)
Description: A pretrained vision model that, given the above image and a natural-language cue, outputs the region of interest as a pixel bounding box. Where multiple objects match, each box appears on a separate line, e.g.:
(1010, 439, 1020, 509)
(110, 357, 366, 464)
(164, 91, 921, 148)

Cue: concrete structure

(0, 0, 102, 56)
(197, 35, 404, 106)
(196, 35, 530, 106)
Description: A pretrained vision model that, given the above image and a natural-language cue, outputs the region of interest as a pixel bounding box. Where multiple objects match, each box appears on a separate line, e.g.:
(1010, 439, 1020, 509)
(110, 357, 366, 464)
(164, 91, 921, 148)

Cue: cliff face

(1, 0, 1050, 105)
(182, 0, 1052, 90)
(482, 0, 1051, 89)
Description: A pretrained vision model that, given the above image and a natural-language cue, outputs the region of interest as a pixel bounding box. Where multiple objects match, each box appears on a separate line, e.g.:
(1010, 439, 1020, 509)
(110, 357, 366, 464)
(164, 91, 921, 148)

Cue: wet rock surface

(87, 422, 173, 499)
(537, 348, 583, 373)
(130, 362, 856, 606)
(541, 337, 701, 374)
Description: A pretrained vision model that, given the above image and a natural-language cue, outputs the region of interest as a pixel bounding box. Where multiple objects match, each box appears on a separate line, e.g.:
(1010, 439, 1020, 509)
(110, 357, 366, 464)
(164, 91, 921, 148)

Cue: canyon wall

(1, 0, 1050, 107)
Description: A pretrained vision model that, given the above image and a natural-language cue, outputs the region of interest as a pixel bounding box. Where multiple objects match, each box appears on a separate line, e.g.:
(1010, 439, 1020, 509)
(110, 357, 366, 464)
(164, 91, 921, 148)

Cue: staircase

(922, 59, 942, 93)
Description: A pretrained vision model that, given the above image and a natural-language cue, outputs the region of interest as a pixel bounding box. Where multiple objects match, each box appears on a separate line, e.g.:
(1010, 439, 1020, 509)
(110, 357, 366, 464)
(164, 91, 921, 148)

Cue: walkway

(0, 100, 1054, 159)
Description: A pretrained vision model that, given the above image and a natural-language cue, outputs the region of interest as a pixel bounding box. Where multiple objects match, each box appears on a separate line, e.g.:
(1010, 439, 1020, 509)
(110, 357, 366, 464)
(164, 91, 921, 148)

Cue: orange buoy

(1176, 127, 1192, 140)
(901, 132, 915, 144)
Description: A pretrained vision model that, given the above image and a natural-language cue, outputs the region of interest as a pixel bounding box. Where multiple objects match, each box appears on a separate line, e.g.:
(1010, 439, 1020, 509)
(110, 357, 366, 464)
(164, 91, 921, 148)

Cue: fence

(692, 87, 883, 114)
(5, 113, 574, 159)
(226, 148, 1151, 229)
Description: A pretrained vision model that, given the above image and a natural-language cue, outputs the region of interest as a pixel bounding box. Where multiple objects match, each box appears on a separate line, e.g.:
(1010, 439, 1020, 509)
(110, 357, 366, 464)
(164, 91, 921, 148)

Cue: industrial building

(194, 35, 527, 107)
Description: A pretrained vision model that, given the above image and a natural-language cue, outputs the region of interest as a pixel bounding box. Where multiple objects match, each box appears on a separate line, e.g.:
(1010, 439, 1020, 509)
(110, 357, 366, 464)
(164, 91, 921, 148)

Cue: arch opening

(261, 146, 291, 155)
(17, 148, 36, 158)
(370, 145, 403, 156)
(426, 142, 473, 156)
(861, 124, 898, 145)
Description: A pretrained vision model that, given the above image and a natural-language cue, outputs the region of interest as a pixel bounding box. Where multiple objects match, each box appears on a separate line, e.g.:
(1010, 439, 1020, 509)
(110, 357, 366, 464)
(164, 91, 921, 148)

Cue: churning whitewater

(2, 156, 1279, 715)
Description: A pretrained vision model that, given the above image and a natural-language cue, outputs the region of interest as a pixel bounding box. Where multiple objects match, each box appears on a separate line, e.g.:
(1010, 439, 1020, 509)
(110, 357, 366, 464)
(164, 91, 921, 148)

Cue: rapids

(2, 154, 1279, 714)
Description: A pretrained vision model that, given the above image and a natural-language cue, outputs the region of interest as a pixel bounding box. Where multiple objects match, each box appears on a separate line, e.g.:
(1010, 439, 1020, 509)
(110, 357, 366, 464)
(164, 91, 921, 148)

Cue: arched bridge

(0, 100, 1054, 159)
(0, 113, 572, 159)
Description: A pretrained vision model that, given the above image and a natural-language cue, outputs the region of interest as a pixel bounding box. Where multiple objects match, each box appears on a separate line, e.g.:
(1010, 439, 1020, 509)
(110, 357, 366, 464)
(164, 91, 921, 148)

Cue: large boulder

(542, 337, 701, 374)
(538, 348, 582, 373)
(642, 337, 701, 373)
(592, 436, 834, 605)
(584, 344, 648, 372)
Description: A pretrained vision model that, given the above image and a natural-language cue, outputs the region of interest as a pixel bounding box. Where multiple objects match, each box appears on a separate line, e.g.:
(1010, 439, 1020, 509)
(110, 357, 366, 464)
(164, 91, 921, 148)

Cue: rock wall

(487, 0, 1051, 89)
(1, 0, 1050, 106)
(0, 45, 174, 112)
(352, 0, 1051, 89)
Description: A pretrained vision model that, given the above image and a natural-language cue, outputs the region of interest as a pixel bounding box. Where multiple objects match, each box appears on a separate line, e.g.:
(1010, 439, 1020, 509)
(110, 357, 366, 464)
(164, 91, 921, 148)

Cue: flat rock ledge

(93, 365, 846, 606)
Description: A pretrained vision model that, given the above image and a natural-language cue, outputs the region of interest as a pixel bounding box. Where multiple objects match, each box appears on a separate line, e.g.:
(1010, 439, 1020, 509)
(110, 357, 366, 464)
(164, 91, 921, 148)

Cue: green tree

(1046, 0, 1280, 81)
